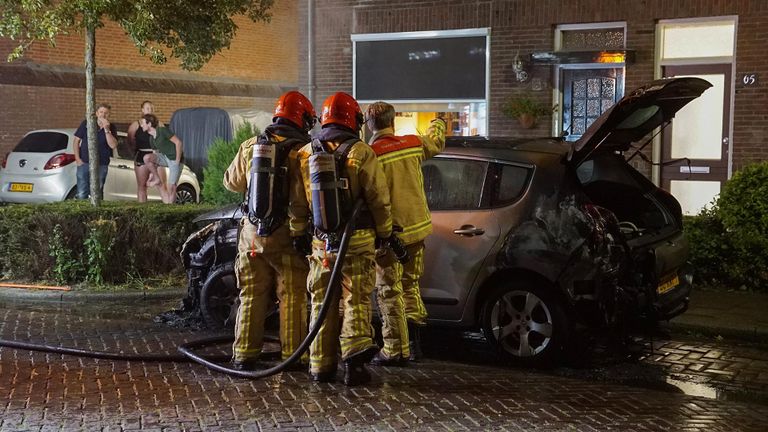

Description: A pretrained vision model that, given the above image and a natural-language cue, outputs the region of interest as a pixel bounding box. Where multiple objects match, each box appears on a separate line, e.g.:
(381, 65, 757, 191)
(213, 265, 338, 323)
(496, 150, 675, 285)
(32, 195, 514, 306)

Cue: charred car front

(181, 77, 708, 366)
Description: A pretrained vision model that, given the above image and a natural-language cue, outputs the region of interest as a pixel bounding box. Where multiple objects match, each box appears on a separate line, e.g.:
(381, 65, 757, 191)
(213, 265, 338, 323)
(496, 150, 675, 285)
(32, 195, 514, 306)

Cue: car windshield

(14, 132, 69, 153)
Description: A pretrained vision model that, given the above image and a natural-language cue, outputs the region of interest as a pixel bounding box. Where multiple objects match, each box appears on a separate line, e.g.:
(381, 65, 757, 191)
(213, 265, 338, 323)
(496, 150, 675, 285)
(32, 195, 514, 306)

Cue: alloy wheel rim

(175, 188, 195, 204)
(490, 290, 553, 357)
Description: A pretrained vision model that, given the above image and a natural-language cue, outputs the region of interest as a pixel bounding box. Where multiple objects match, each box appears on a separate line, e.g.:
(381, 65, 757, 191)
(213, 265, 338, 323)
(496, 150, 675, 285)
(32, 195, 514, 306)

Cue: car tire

(480, 279, 569, 367)
(175, 184, 197, 204)
(200, 264, 239, 330)
(65, 188, 77, 200)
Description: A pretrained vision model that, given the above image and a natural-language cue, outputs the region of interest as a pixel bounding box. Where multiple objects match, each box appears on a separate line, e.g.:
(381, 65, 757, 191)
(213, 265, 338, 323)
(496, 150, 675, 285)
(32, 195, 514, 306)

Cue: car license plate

(9, 183, 33, 192)
(657, 273, 680, 295)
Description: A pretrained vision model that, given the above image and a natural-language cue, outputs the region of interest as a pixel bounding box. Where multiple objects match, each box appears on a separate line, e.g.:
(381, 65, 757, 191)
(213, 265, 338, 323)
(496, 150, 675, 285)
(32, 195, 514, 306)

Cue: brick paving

(1, 299, 768, 431)
(638, 338, 768, 399)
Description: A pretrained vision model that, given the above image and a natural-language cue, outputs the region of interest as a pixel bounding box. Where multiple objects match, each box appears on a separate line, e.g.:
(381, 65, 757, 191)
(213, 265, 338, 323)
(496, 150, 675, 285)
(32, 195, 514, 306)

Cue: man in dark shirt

(73, 103, 118, 199)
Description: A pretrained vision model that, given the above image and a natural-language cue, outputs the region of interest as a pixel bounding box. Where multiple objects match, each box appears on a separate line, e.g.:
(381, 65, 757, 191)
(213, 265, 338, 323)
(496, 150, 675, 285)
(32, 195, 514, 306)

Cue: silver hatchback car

(181, 77, 708, 367)
(0, 128, 200, 203)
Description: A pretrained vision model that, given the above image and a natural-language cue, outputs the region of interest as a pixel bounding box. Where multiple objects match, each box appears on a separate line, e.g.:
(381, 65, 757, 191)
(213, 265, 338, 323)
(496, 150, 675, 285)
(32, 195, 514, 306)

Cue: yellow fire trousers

(307, 230, 378, 374)
(232, 223, 309, 363)
(375, 241, 427, 358)
(402, 241, 428, 325)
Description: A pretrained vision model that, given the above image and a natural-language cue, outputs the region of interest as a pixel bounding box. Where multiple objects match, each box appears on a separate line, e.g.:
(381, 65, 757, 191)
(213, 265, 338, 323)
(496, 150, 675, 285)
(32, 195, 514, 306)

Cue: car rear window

(489, 163, 531, 206)
(14, 132, 69, 153)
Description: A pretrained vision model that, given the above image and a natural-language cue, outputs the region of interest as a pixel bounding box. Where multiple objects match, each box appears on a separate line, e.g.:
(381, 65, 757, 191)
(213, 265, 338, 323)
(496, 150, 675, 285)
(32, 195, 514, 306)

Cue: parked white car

(0, 128, 200, 204)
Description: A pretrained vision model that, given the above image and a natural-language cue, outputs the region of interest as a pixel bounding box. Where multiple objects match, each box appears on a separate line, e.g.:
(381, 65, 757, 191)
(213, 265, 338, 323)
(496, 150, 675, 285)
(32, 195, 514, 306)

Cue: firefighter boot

(408, 323, 424, 362)
(310, 370, 337, 383)
(343, 346, 379, 386)
(231, 358, 261, 371)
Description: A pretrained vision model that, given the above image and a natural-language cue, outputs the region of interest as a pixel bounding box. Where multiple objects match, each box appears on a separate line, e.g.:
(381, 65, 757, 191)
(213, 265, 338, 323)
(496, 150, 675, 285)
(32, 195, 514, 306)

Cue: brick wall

(0, 1, 299, 155)
(300, 0, 768, 175)
(2, 2, 298, 82)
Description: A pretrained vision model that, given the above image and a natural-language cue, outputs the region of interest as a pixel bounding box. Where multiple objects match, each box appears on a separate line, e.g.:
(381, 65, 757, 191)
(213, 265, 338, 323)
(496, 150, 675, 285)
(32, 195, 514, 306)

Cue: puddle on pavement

(666, 377, 719, 399)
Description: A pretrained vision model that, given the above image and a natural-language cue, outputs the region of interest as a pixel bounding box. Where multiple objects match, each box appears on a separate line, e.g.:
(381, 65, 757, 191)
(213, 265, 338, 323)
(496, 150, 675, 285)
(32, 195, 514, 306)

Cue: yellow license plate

(657, 274, 680, 295)
(9, 183, 33, 192)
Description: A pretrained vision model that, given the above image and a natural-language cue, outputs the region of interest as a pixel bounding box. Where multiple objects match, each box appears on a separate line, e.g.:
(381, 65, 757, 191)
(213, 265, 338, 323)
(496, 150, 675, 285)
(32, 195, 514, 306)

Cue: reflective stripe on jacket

(368, 119, 446, 245)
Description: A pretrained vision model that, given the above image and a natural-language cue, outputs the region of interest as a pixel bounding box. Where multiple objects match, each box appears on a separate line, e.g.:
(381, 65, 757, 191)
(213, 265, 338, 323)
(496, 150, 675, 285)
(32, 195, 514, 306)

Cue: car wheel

(65, 188, 77, 200)
(480, 280, 569, 367)
(175, 184, 197, 204)
(200, 264, 239, 330)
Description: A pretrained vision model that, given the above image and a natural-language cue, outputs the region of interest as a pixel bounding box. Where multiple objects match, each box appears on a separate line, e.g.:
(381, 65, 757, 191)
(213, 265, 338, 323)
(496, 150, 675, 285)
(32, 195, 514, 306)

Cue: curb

(667, 321, 768, 345)
(0, 286, 185, 302)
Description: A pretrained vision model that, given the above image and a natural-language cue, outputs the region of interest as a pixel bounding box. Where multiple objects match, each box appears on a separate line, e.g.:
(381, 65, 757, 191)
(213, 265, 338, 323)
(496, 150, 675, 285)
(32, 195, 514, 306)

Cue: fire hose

(0, 199, 365, 380)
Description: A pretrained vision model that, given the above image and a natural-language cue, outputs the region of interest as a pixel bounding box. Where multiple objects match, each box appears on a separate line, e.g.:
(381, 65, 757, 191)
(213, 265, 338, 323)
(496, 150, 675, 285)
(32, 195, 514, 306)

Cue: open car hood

(570, 77, 713, 166)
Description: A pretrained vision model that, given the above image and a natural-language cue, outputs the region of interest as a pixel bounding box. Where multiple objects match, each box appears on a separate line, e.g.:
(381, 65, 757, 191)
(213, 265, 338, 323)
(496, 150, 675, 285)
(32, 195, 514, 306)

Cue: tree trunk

(85, 25, 100, 206)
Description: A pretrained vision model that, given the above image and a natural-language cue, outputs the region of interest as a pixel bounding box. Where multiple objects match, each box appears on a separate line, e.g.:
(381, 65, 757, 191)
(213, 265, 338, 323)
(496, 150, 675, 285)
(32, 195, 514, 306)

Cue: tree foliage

(0, 0, 274, 70)
(201, 122, 257, 206)
(0, 0, 274, 205)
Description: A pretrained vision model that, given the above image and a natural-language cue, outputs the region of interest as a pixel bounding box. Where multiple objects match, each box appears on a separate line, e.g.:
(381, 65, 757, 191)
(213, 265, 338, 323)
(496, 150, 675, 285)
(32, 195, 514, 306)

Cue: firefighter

(365, 102, 446, 364)
(223, 91, 316, 371)
(290, 92, 400, 385)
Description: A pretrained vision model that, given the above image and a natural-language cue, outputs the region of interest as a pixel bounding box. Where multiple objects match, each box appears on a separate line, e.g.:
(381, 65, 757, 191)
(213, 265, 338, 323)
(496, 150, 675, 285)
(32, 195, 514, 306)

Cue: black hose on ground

(0, 199, 365, 381)
(0, 338, 207, 362)
(177, 198, 365, 378)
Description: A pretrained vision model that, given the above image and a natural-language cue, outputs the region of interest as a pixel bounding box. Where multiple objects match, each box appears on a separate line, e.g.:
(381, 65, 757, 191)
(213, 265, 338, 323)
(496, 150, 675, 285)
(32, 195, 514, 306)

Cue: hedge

(0, 201, 215, 285)
(683, 161, 768, 292)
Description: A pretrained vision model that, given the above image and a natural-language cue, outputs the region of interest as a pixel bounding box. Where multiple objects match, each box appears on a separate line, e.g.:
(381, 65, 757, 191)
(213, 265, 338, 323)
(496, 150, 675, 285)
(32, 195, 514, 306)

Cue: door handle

(453, 225, 485, 236)
(117, 164, 130, 169)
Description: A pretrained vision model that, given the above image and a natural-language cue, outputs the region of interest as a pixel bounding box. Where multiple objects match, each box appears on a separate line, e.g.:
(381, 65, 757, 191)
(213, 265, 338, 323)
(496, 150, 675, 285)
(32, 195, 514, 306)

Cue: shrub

(0, 201, 215, 285)
(717, 161, 768, 240)
(684, 162, 768, 291)
(683, 207, 737, 288)
(201, 122, 258, 205)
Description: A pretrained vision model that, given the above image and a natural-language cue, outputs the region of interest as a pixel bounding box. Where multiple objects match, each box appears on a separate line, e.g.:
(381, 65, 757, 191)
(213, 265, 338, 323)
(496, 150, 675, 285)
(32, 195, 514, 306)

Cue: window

(352, 29, 488, 101)
(14, 132, 69, 153)
(489, 163, 531, 206)
(422, 158, 487, 210)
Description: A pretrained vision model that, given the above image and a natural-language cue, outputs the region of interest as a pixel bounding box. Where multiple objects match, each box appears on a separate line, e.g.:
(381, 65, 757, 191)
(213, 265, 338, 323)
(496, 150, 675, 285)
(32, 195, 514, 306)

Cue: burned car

(181, 77, 708, 366)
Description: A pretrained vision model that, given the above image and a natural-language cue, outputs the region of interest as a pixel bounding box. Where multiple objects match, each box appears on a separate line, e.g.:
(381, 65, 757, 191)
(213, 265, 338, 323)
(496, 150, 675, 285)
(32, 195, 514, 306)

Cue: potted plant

(502, 95, 552, 129)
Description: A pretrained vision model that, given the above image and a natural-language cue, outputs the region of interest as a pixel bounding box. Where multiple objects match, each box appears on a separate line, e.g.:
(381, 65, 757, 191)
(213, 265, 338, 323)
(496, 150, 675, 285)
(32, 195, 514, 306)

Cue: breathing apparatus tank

(247, 134, 290, 236)
(309, 139, 346, 234)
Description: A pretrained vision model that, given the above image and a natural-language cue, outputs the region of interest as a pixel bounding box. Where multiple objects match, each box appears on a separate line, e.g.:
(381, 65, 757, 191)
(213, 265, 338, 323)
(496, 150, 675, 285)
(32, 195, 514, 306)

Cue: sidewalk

(668, 289, 768, 341)
(0, 284, 185, 302)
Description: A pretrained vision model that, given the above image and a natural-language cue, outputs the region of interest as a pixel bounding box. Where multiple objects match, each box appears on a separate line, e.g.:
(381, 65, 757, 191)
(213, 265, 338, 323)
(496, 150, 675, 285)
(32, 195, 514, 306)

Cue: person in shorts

(127, 101, 165, 202)
(139, 113, 183, 204)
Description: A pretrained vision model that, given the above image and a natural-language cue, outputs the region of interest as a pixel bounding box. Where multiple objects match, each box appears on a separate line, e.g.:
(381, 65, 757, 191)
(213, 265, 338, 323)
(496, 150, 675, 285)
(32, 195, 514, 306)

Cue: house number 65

(742, 73, 758, 86)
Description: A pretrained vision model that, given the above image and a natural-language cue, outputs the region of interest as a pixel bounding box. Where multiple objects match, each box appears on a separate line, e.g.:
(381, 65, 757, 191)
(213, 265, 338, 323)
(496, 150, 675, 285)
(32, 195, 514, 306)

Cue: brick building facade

(0, 1, 299, 156)
(297, 0, 768, 208)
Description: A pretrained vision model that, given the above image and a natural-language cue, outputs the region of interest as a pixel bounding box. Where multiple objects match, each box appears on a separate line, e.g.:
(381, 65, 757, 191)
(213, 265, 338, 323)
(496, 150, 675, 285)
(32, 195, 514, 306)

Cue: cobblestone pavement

(1, 299, 768, 431)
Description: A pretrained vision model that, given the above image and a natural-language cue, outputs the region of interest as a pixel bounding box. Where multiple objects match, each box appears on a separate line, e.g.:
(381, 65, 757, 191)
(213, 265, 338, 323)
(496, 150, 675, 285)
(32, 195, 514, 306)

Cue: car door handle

(453, 225, 485, 236)
(117, 164, 130, 169)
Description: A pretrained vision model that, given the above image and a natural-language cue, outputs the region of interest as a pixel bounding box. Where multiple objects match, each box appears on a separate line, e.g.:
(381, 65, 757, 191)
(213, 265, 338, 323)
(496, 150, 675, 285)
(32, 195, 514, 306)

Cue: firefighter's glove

(293, 233, 313, 257)
(379, 234, 409, 264)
